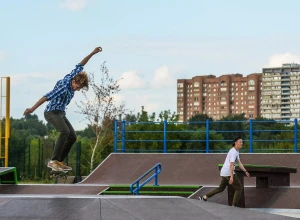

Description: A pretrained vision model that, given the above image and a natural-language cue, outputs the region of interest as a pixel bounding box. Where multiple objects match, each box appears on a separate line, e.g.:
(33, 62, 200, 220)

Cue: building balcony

(262, 91, 272, 95)
(263, 83, 272, 86)
(261, 106, 272, 110)
(271, 110, 281, 114)
(271, 87, 281, 90)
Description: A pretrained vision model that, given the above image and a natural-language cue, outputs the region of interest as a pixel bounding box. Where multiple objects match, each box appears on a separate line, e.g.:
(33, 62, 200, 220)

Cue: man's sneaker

(57, 161, 72, 171)
(199, 196, 207, 201)
(47, 160, 64, 171)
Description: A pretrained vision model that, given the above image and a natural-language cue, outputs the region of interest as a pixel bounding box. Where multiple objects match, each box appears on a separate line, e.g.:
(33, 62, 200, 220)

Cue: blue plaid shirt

(44, 63, 84, 112)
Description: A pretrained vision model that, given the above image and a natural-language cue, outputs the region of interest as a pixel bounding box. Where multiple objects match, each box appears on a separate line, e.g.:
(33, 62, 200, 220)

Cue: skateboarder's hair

(74, 71, 89, 91)
(232, 136, 242, 146)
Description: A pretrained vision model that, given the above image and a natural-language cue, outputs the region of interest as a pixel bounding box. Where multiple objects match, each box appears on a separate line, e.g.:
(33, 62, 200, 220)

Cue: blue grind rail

(130, 163, 162, 195)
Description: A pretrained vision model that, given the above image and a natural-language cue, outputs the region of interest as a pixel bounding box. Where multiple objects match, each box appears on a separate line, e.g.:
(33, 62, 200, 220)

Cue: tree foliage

(76, 62, 127, 172)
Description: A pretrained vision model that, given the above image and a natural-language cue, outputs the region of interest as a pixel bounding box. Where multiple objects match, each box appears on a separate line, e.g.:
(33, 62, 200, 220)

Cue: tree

(188, 114, 213, 130)
(124, 107, 181, 152)
(212, 113, 247, 142)
(76, 62, 127, 172)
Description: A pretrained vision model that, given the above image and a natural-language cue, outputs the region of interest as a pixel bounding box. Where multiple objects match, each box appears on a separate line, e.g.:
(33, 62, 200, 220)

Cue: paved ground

(250, 208, 300, 219)
(0, 195, 297, 220)
(191, 186, 300, 209)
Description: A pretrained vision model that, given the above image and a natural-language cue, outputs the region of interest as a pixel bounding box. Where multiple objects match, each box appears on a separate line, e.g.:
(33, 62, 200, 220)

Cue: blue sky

(1, 0, 300, 130)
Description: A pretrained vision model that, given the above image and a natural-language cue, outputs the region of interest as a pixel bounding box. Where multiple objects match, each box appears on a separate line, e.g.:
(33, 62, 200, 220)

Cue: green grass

(108, 185, 200, 189)
(102, 185, 202, 197)
(218, 163, 297, 169)
(102, 191, 194, 195)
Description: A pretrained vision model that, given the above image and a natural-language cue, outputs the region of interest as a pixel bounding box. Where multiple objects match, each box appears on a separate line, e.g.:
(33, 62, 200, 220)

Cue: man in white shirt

(199, 136, 250, 207)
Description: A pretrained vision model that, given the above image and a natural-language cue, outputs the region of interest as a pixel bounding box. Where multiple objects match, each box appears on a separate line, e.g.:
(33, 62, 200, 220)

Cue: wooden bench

(218, 164, 297, 208)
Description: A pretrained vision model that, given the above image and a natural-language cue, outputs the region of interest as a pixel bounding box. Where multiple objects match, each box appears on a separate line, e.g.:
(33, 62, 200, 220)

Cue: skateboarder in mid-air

(23, 47, 102, 171)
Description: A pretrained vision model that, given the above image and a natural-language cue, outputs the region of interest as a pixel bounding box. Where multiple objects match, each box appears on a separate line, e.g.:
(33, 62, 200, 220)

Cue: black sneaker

(199, 196, 207, 201)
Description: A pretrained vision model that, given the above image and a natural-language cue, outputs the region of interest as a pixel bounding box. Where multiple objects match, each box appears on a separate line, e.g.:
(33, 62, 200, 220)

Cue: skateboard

(50, 170, 68, 184)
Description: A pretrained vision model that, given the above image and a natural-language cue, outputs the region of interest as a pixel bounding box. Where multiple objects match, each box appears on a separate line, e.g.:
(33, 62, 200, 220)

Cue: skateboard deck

(50, 170, 68, 184)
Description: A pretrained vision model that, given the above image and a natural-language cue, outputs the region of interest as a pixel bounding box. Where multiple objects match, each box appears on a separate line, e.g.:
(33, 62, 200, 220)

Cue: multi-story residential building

(177, 73, 262, 121)
(261, 63, 300, 121)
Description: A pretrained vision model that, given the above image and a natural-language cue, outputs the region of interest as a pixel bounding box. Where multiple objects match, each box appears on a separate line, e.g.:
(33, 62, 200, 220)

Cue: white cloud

(9, 73, 49, 87)
(150, 65, 175, 88)
(59, 0, 88, 11)
(118, 70, 146, 89)
(265, 53, 300, 68)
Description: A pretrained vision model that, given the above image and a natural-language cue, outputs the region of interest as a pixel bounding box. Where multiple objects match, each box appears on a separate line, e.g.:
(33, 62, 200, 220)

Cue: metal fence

(114, 119, 300, 153)
(2, 138, 82, 182)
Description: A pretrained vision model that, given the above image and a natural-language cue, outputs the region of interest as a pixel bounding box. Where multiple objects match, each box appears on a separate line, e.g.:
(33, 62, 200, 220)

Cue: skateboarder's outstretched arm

(23, 96, 47, 116)
(80, 47, 102, 66)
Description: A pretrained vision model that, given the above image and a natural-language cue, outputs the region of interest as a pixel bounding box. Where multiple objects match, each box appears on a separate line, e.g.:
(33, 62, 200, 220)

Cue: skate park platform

(0, 167, 18, 184)
(0, 153, 300, 219)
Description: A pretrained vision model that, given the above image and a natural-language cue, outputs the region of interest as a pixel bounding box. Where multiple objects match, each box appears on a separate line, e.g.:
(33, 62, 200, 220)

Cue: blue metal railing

(114, 118, 300, 153)
(130, 163, 162, 195)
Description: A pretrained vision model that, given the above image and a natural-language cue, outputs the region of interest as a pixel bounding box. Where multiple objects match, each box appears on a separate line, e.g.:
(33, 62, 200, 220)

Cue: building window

(248, 80, 255, 85)
(221, 81, 227, 86)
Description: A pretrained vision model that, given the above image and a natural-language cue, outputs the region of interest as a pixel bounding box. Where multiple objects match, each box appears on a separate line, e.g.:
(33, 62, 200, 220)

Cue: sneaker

(199, 196, 207, 201)
(57, 161, 72, 171)
(47, 160, 64, 171)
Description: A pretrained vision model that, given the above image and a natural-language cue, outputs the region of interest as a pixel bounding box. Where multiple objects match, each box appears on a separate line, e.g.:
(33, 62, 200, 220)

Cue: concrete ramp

(80, 153, 300, 185)
(0, 195, 296, 220)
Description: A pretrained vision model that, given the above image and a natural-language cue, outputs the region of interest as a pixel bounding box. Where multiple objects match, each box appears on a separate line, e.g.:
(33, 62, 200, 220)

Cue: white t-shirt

(220, 147, 240, 177)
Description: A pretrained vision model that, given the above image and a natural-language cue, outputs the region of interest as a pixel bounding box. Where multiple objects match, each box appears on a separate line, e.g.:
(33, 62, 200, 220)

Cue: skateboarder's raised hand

(80, 47, 102, 66)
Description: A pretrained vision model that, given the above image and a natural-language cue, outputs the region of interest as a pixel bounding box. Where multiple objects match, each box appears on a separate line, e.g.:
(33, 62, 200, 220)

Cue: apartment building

(177, 73, 262, 121)
(261, 63, 300, 121)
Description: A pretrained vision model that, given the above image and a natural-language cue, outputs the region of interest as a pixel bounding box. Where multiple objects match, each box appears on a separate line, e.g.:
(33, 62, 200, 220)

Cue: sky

(1, 0, 300, 130)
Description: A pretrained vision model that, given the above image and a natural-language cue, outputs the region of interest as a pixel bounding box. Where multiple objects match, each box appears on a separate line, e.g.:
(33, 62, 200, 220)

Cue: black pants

(206, 175, 242, 206)
(44, 111, 77, 162)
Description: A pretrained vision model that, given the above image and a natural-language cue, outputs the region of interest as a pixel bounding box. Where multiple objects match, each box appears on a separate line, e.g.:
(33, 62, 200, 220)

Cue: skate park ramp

(80, 153, 300, 185)
(0, 195, 296, 220)
(0, 153, 300, 219)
